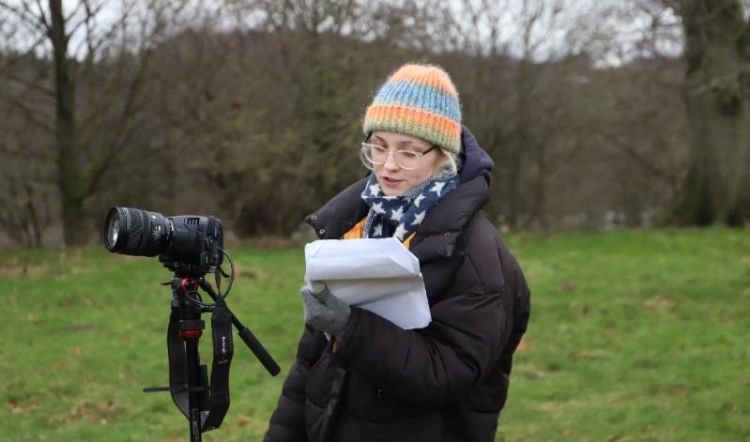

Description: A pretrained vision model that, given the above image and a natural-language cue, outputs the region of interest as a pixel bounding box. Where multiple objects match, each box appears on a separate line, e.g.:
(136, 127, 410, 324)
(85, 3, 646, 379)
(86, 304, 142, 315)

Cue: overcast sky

(2, 0, 685, 66)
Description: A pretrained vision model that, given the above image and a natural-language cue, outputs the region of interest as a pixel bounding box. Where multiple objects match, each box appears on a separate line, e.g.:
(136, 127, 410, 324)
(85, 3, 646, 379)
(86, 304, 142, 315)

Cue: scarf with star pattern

(360, 173, 459, 241)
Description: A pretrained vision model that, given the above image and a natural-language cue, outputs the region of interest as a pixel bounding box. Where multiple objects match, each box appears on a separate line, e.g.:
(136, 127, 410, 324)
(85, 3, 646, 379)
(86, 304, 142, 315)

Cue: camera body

(103, 207, 223, 274)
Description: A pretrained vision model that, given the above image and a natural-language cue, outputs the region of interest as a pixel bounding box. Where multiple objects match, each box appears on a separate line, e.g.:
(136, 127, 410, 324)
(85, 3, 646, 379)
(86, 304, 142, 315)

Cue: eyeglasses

(360, 142, 438, 170)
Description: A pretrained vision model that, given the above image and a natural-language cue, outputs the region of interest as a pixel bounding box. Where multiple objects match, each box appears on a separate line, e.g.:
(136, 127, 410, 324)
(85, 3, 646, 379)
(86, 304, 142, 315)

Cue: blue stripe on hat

(371, 80, 461, 122)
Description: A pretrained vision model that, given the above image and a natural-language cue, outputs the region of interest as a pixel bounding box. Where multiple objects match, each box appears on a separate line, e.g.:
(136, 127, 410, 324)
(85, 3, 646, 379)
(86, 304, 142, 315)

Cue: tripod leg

(183, 332, 204, 442)
(173, 277, 206, 442)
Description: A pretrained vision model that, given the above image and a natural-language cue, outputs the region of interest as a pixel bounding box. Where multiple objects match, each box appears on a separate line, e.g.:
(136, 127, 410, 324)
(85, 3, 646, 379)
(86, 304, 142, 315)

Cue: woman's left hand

(300, 283, 351, 338)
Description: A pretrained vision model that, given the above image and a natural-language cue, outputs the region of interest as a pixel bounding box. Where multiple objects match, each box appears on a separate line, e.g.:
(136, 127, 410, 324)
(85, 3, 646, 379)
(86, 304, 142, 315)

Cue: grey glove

(300, 283, 351, 337)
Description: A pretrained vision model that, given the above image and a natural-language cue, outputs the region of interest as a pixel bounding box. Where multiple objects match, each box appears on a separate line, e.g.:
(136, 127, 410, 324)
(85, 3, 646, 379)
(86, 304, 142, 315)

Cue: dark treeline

(0, 0, 746, 248)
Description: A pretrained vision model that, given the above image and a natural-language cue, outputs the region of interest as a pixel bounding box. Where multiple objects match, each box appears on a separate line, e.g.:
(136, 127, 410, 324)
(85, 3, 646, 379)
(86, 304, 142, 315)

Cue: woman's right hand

(300, 283, 351, 338)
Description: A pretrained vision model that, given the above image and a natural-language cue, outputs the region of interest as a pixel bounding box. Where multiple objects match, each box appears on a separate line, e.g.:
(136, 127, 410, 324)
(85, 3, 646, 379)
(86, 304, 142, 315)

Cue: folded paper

(304, 238, 431, 329)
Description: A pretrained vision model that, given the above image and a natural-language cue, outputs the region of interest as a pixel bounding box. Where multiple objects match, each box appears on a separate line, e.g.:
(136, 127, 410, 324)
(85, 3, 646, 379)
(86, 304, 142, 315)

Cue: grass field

(1, 229, 748, 441)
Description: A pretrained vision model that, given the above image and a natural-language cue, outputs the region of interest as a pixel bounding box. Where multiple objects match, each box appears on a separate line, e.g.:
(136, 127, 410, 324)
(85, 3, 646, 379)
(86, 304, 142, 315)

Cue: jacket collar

(408, 176, 488, 261)
(305, 178, 369, 240)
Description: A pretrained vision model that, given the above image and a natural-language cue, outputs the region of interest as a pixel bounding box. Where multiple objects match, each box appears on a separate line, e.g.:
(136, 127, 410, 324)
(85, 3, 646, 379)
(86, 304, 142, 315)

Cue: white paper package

(304, 238, 431, 329)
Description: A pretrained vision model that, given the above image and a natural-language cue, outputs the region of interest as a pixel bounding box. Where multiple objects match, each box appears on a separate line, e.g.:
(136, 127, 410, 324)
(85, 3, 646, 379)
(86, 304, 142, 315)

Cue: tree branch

(0, 33, 48, 76)
(594, 127, 677, 185)
(33, 0, 51, 34)
(0, 0, 48, 33)
(5, 72, 55, 99)
(0, 94, 54, 133)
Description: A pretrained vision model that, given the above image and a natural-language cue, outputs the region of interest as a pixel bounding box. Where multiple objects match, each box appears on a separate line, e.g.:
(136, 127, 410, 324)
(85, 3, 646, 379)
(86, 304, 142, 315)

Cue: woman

(264, 63, 531, 442)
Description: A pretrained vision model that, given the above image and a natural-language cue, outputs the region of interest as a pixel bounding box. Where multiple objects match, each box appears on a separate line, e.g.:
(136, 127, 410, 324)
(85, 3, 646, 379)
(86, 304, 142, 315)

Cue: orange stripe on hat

(364, 104, 461, 151)
(388, 64, 459, 97)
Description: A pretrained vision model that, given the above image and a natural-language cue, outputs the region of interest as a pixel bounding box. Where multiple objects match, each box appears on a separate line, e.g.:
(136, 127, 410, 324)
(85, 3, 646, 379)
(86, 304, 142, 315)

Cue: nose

(382, 150, 400, 171)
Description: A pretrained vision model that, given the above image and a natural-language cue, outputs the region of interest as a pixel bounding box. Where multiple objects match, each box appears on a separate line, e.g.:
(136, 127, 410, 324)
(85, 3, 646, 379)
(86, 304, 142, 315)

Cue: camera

(103, 207, 223, 273)
(101, 206, 279, 437)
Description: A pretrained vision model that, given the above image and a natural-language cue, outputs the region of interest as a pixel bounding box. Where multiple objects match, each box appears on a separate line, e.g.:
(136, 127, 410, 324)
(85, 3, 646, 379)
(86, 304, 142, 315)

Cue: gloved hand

(300, 282, 351, 338)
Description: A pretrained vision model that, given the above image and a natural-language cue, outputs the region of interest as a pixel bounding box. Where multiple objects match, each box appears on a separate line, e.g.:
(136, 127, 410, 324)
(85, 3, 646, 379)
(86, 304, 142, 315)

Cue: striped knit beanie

(363, 63, 462, 154)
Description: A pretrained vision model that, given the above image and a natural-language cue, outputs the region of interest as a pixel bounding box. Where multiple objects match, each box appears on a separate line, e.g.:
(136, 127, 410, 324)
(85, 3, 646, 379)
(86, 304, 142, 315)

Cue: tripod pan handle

(238, 326, 281, 376)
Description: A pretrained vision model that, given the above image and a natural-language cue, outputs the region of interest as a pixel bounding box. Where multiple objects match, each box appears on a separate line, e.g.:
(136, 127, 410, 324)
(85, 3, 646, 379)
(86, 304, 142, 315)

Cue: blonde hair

(432, 148, 461, 180)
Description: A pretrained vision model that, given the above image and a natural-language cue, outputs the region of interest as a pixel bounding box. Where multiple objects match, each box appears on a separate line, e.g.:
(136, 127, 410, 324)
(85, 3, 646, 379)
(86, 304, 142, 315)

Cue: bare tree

(666, 0, 750, 225)
(444, 0, 574, 229)
(0, 0, 192, 246)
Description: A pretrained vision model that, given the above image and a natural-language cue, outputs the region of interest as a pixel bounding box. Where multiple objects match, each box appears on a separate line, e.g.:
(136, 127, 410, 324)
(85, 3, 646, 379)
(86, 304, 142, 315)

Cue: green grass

(0, 229, 748, 441)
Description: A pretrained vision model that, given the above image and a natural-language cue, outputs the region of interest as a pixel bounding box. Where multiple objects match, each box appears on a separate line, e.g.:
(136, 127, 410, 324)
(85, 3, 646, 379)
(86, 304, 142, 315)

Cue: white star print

(393, 224, 408, 240)
(412, 211, 425, 226)
(373, 223, 383, 236)
(390, 206, 404, 222)
(430, 182, 446, 195)
(369, 183, 381, 196)
(372, 202, 385, 214)
(413, 194, 426, 207)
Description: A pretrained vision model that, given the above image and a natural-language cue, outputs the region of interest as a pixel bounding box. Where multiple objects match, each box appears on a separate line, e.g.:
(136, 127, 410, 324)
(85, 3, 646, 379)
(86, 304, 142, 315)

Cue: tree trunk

(674, 0, 750, 225)
(49, 0, 88, 246)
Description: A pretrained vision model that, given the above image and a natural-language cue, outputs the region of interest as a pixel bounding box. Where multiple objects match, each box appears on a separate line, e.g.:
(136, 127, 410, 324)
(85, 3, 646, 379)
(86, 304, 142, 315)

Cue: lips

(380, 176, 403, 188)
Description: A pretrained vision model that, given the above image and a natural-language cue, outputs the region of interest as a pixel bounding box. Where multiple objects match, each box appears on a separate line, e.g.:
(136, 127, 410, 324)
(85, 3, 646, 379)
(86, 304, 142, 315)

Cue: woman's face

(368, 131, 443, 197)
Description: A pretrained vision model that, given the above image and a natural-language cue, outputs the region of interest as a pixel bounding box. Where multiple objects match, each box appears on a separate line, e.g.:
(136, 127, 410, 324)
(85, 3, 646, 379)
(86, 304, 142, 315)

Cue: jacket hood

(459, 126, 494, 184)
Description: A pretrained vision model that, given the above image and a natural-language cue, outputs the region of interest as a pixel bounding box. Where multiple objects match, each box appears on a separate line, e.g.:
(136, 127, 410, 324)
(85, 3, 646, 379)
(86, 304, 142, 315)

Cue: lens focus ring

(126, 209, 144, 252)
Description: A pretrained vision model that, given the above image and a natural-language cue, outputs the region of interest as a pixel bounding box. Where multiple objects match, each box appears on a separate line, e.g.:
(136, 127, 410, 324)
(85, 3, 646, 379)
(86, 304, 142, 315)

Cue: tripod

(144, 261, 280, 442)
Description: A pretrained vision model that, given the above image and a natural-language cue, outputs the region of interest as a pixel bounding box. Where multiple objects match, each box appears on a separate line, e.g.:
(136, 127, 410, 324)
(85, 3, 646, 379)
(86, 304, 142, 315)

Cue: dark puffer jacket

(265, 127, 531, 442)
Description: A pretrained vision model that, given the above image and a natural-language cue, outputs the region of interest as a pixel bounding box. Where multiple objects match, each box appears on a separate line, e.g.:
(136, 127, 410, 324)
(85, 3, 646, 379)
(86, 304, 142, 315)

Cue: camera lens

(103, 207, 171, 257)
